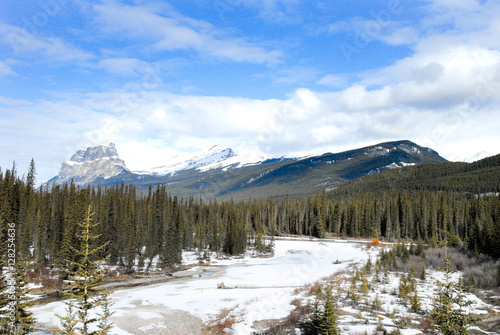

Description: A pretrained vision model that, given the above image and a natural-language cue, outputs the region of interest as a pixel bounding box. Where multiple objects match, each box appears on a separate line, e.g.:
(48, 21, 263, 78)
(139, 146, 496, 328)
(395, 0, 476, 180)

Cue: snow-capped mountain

(140, 145, 236, 176)
(47, 143, 129, 186)
(47, 140, 450, 199)
(196, 145, 270, 172)
(134, 145, 270, 176)
(48, 144, 272, 186)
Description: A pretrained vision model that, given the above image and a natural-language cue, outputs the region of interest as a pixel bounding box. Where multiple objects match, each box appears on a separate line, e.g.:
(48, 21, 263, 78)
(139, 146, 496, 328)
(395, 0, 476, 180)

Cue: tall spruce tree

(4, 257, 36, 334)
(303, 286, 340, 335)
(431, 255, 475, 335)
(57, 205, 114, 335)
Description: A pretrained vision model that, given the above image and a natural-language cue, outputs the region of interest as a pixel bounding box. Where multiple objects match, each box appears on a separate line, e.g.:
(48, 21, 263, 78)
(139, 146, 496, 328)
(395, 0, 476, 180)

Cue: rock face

(70, 143, 120, 163)
(48, 143, 128, 186)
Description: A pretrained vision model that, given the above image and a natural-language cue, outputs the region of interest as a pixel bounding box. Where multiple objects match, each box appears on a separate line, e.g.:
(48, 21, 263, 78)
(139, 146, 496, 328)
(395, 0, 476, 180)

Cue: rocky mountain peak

(48, 143, 128, 186)
(70, 143, 119, 163)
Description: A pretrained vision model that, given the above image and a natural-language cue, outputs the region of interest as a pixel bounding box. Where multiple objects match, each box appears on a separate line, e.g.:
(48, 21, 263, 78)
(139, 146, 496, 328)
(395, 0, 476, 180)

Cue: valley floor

(29, 238, 500, 335)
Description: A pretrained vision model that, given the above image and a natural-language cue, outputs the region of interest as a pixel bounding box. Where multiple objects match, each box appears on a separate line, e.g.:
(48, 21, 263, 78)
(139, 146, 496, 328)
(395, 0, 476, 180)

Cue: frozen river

(31, 238, 375, 334)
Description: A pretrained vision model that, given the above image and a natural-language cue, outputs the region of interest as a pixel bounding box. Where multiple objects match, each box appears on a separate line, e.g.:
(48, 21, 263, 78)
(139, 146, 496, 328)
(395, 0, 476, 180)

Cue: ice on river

(31, 238, 374, 334)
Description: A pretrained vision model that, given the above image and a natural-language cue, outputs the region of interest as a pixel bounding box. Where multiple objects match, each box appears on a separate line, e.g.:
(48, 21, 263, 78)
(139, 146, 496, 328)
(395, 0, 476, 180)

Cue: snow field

(31, 239, 497, 335)
(30, 239, 374, 334)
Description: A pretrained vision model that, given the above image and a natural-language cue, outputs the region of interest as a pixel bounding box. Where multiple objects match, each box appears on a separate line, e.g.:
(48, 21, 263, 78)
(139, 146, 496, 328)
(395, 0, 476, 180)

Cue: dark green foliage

(57, 205, 113, 335)
(0, 157, 499, 300)
(96, 291, 114, 334)
(410, 291, 421, 313)
(58, 299, 77, 335)
(420, 265, 426, 281)
(2, 259, 36, 334)
(223, 205, 247, 255)
(334, 153, 500, 195)
(431, 256, 476, 335)
(497, 264, 500, 286)
(302, 286, 340, 335)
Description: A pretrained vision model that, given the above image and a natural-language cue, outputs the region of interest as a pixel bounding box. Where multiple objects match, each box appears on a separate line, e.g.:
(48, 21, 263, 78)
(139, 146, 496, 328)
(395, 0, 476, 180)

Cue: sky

(1, 0, 500, 183)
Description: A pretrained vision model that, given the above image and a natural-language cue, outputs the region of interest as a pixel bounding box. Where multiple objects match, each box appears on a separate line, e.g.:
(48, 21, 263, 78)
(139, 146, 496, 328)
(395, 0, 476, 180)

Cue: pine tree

(398, 274, 410, 303)
(0, 226, 9, 326)
(420, 264, 426, 281)
(25, 158, 36, 190)
(303, 286, 340, 335)
(431, 255, 475, 335)
(410, 291, 421, 313)
(57, 205, 114, 335)
(96, 290, 114, 334)
(360, 276, 369, 294)
(3, 258, 36, 334)
(58, 299, 78, 335)
(318, 287, 339, 335)
(304, 293, 323, 334)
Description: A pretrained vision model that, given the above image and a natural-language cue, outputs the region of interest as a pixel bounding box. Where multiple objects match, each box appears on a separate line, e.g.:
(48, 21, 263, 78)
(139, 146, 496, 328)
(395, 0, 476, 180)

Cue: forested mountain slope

(331, 153, 500, 195)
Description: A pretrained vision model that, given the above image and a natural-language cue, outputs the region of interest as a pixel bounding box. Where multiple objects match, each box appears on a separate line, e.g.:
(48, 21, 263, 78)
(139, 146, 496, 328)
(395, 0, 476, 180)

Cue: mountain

(136, 145, 269, 176)
(47, 140, 447, 199)
(47, 143, 129, 186)
(331, 153, 500, 195)
(202, 140, 446, 199)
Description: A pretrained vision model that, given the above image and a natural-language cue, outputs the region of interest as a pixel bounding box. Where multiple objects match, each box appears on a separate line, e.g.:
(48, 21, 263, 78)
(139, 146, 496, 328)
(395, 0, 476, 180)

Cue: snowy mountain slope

(197, 146, 270, 172)
(47, 144, 272, 187)
(133, 145, 269, 176)
(135, 145, 232, 176)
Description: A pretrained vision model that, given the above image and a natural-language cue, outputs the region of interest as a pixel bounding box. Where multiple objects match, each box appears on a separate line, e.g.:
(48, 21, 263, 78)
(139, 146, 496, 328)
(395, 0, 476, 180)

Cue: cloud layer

(0, 0, 500, 182)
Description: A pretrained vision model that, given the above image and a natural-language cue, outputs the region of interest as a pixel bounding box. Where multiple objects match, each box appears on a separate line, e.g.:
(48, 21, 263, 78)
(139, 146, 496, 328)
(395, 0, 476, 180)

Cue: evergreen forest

(1, 158, 500, 278)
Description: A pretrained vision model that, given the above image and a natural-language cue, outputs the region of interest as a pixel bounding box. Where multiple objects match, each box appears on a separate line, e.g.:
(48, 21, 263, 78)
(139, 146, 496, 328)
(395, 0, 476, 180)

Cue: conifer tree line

(1, 161, 500, 279)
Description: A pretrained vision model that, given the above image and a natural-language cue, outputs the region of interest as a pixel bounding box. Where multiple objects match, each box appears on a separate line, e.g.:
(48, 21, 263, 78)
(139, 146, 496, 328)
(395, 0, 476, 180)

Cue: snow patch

(135, 145, 271, 176)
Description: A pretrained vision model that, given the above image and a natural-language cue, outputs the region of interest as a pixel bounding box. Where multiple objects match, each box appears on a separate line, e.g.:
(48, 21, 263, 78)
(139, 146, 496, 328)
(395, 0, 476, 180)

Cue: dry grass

(367, 238, 387, 248)
(103, 268, 132, 282)
(308, 280, 323, 295)
(423, 247, 499, 289)
(261, 305, 311, 334)
(27, 267, 64, 294)
(206, 308, 237, 334)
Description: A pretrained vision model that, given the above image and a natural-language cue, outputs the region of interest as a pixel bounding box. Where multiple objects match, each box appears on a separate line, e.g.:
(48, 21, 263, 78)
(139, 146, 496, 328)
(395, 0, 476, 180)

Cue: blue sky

(1, 0, 500, 183)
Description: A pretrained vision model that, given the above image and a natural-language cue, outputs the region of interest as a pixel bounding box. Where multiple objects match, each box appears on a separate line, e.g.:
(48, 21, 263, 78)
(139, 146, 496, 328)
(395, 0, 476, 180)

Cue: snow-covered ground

(30, 238, 375, 334)
(330, 267, 497, 335)
(30, 239, 499, 334)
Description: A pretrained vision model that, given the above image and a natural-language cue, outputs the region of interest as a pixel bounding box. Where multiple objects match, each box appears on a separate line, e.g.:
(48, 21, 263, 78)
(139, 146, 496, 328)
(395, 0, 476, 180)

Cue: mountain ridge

(331, 152, 500, 195)
(47, 140, 449, 200)
(135, 145, 239, 176)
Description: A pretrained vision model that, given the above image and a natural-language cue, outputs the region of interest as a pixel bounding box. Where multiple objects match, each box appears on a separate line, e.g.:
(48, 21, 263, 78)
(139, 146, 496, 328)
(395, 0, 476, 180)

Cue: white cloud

(0, 22, 93, 63)
(328, 17, 419, 47)
(236, 0, 302, 24)
(3, 0, 500, 183)
(98, 58, 149, 77)
(379, 26, 420, 46)
(0, 61, 16, 76)
(317, 74, 348, 88)
(91, 2, 281, 64)
(2, 74, 500, 183)
(271, 65, 320, 85)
